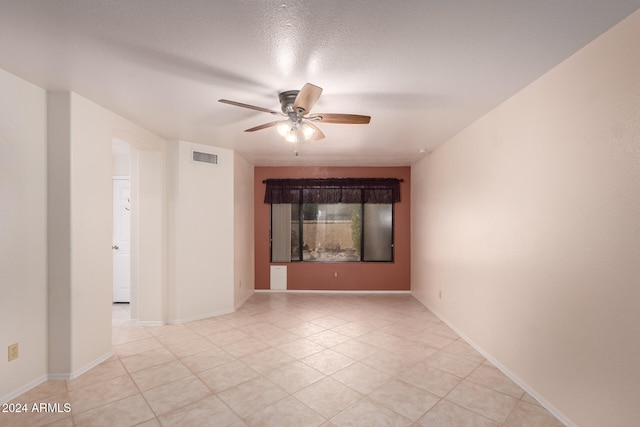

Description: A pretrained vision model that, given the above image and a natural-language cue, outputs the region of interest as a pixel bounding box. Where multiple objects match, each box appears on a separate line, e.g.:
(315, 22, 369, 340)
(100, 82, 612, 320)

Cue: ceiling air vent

(192, 150, 218, 165)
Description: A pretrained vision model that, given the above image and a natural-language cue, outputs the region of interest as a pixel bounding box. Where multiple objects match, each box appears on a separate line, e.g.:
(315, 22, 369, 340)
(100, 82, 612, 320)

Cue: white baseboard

(47, 373, 72, 381)
(68, 351, 115, 380)
(422, 303, 572, 427)
(136, 320, 166, 326)
(234, 290, 255, 310)
(167, 307, 236, 324)
(254, 289, 411, 294)
(1, 351, 114, 404)
(136, 291, 256, 325)
(1, 374, 48, 404)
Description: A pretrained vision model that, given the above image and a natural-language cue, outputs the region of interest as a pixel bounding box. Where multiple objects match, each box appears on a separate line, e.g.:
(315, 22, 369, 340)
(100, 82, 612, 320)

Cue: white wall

(132, 148, 166, 323)
(411, 10, 640, 427)
(167, 141, 235, 322)
(112, 156, 129, 176)
(47, 92, 166, 377)
(68, 94, 115, 373)
(2, 70, 246, 402)
(0, 69, 48, 401)
(234, 153, 255, 307)
(113, 131, 166, 325)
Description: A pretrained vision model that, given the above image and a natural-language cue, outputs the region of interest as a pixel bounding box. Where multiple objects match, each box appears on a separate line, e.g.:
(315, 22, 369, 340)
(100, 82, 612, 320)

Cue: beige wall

(0, 69, 48, 401)
(411, 10, 640, 427)
(234, 153, 255, 308)
(166, 141, 236, 322)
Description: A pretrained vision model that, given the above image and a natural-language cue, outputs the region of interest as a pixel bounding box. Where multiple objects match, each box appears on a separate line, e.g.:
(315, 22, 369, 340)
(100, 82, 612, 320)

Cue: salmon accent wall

(255, 166, 411, 291)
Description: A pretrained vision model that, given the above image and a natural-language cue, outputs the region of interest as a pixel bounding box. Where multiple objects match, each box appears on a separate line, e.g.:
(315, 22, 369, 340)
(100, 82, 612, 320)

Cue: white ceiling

(1, 1, 639, 166)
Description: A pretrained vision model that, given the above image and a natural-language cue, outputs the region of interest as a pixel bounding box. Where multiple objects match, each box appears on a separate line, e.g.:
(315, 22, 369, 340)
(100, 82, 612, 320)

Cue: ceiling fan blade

(244, 121, 281, 132)
(306, 122, 325, 141)
(310, 113, 371, 124)
(218, 99, 281, 115)
(293, 83, 323, 113)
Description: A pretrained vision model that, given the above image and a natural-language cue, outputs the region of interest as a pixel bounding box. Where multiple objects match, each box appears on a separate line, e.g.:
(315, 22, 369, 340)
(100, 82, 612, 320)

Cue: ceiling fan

(218, 83, 370, 143)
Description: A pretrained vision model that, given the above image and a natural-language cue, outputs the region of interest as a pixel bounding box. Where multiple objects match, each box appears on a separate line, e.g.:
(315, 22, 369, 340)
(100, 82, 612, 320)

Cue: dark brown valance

(263, 178, 402, 204)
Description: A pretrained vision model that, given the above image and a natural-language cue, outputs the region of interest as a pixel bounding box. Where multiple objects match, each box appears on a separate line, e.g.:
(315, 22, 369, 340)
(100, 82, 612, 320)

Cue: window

(271, 202, 394, 262)
(266, 178, 400, 263)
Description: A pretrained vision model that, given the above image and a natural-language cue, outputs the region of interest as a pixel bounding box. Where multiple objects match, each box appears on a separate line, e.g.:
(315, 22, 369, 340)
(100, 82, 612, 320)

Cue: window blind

(263, 178, 402, 204)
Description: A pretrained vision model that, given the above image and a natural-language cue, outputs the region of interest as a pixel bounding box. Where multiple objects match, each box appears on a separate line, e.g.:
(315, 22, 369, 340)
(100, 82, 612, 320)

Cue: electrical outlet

(439, 290, 442, 299)
(334, 272, 338, 278)
(8, 343, 18, 361)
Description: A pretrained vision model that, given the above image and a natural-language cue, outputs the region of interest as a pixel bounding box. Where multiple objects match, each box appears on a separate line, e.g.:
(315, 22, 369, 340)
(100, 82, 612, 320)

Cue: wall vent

(192, 150, 218, 165)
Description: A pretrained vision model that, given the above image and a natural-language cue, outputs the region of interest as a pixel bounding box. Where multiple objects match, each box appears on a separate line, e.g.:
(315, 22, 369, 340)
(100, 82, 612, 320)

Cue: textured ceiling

(1, 1, 639, 166)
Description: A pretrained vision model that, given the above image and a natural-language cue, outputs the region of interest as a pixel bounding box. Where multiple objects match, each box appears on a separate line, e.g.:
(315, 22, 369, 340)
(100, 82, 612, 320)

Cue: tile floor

(1, 293, 565, 426)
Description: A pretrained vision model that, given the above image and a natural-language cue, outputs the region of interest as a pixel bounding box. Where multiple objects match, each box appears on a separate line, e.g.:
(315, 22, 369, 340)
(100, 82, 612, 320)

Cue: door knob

(112, 245, 119, 250)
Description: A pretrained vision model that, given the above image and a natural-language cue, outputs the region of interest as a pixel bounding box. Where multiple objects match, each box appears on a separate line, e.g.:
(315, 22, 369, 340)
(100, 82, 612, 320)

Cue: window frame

(270, 196, 395, 263)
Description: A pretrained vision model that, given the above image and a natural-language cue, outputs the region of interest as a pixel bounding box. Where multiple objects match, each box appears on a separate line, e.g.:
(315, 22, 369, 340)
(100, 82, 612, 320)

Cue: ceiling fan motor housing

(279, 90, 300, 113)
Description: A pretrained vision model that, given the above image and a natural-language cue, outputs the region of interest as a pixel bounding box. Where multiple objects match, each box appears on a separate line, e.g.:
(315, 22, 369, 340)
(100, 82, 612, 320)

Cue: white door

(113, 178, 131, 302)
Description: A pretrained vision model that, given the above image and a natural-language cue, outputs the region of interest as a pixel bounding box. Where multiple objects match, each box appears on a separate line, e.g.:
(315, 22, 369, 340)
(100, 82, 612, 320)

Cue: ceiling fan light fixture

(277, 120, 298, 143)
(277, 119, 316, 143)
(301, 122, 316, 140)
(277, 120, 294, 137)
(285, 130, 298, 143)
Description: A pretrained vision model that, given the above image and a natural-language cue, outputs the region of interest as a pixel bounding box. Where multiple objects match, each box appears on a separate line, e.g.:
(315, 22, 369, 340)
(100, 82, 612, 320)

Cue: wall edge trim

(254, 289, 412, 294)
(234, 290, 256, 310)
(136, 320, 166, 326)
(167, 308, 235, 324)
(419, 301, 573, 427)
(70, 351, 115, 380)
(0, 374, 48, 404)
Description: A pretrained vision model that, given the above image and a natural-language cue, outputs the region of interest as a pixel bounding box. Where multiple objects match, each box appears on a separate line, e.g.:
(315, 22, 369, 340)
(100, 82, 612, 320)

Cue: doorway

(111, 136, 165, 325)
(112, 138, 131, 324)
(112, 177, 131, 302)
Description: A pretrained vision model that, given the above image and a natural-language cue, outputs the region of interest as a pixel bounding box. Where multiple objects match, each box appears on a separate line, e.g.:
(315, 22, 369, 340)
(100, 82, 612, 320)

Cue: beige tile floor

(1, 293, 565, 426)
